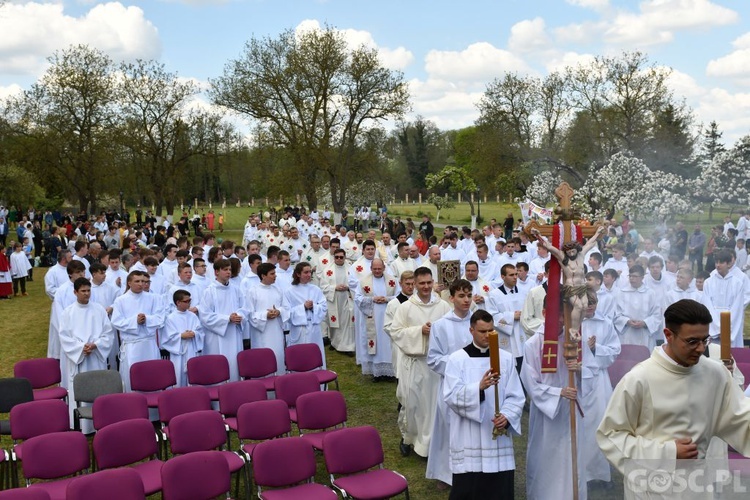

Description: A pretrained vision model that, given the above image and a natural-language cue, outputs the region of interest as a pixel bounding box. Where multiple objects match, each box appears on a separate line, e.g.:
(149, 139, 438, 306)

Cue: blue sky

(2, 0, 750, 142)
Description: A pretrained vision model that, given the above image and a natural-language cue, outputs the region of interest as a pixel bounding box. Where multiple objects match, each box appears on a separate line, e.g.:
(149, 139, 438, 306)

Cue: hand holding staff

(488, 331, 507, 439)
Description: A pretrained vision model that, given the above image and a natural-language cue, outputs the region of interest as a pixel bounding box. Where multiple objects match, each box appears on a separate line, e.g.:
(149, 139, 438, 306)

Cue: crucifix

(524, 181, 604, 500)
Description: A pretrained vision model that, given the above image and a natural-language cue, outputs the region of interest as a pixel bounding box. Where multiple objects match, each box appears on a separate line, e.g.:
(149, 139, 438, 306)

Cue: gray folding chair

(73, 370, 123, 432)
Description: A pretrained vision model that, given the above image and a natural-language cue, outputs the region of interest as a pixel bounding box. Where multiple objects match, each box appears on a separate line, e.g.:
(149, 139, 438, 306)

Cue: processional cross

(523, 181, 603, 500)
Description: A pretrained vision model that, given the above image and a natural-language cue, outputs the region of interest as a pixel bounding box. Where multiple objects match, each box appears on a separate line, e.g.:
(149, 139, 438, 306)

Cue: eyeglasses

(179, 299, 192, 303)
(334, 256, 345, 259)
(676, 335, 711, 348)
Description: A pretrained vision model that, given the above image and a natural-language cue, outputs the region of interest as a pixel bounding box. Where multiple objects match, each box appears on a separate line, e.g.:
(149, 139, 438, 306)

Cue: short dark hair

(414, 266, 433, 279)
(628, 264, 645, 277)
(248, 254, 262, 266)
(470, 309, 493, 326)
(589, 252, 603, 264)
(73, 277, 91, 291)
(67, 260, 86, 276)
(449, 278, 473, 296)
(715, 250, 733, 264)
(501, 264, 516, 276)
(603, 268, 619, 280)
(664, 299, 712, 333)
(257, 262, 276, 278)
(90, 262, 107, 274)
(362, 239, 376, 250)
(516, 261, 529, 272)
(173, 289, 190, 305)
(586, 271, 603, 283)
(213, 259, 231, 271)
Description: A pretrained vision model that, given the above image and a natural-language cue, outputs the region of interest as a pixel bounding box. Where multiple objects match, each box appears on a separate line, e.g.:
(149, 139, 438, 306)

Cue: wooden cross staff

(523, 182, 602, 500)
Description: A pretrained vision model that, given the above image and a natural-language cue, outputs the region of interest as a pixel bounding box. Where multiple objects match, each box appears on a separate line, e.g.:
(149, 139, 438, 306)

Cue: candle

(721, 311, 731, 360)
(489, 331, 500, 374)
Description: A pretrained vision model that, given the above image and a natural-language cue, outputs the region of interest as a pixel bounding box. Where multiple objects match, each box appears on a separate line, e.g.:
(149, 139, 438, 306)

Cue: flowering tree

(426, 193, 455, 222)
(697, 135, 750, 209)
(526, 170, 562, 206)
(576, 151, 694, 221)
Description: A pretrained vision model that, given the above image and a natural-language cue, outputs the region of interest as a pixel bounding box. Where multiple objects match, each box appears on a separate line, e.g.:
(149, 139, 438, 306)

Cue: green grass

(2, 264, 749, 498)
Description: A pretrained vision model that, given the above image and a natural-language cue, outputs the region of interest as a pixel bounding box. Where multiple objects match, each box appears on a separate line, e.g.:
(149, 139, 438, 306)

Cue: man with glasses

(598, 299, 750, 494)
(319, 248, 355, 354)
(613, 265, 662, 349)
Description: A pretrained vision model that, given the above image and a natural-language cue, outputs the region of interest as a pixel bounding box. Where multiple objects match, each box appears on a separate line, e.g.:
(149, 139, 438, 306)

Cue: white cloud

(295, 19, 414, 71)
(566, 0, 609, 9)
(706, 32, 750, 79)
(556, 0, 738, 49)
(0, 2, 161, 76)
(692, 88, 750, 144)
(0, 84, 24, 101)
(543, 51, 596, 73)
(424, 42, 534, 83)
(508, 18, 552, 54)
(665, 68, 704, 99)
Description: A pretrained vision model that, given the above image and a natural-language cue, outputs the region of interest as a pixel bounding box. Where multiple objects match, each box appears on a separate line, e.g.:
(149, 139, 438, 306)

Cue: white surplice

(284, 283, 328, 368)
(354, 274, 399, 377)
(320, 263, 355, 352)
(613, 285, 662, 349)
(246, 283, 290, 375)
(200, 281, 246, 381)
(702, 271, 750, 347)
(161, 309, 205, 387)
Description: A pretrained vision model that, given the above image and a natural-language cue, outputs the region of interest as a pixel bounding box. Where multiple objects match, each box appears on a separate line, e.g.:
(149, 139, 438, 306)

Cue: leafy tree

(426, 164, 478, 225)
(0, 164, 46, 208)
(4, 45, 118, 212)
(698, 135, 750, 209)
(426, 193, 454, 222)
(210, 26, 409, 213)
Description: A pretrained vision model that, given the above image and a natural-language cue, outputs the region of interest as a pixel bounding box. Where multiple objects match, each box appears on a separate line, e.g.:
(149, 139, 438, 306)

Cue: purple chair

(66, 468, 145, 500)
(296, 391, 347, 451)
(253, 437, 337, 499)
(237, 400, 292, 460)
(732, 347, 750, 363)
(9, 400, 70, 487)
(285, 343, 339, 390)
(130, 359, 177, 409)
(607, 358, 640, 388)
(617, 345, 650, 362)
(161, 451, 230, 500)
(187, 355, 230, 401)
(157, 386, 212, 457)
(13, 359, 67, 402)
(21, 431, 90, 500)
(93, 418, 163, 496)
(92, 392, 149, 431)
(736, 362, 750, 390)
(0, 489, 51, 499)
(237, 348, 278, 391)
(274, 372, 321, 422)
(323, 426, 410, 500)
(218, 380, 267, 432)
(168, 410, 247, 499)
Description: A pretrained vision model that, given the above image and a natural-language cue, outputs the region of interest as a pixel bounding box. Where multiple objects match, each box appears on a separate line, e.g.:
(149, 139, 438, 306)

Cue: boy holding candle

(442, 309, 525, 499)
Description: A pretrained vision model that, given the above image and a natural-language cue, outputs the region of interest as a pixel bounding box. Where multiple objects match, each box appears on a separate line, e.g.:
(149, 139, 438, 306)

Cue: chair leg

(404, 487, 410, 500)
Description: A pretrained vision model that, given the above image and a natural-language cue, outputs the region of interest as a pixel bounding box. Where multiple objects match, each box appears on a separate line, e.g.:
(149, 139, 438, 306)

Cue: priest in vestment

(284, 262, 328, 367)
(390, 266, 452, 458)
(111, 271, 166, 391)
(384, 271, 414, 382)
(443, 309, 525, 498)
(425, 279, 475, 486)
(354, 259, 399, 377)
(44, 250, 72, 300)
(200, 259, 246, 381)
(161, 289, 205, 387)
(597, 299, 750, 497)
(463, 260, 491, 311)
(349, 240, 376, 365)
(613, 265, 662, 349)
(246, 262, 290, 375)
(389, 242, 417, 280)
(319, 249, 355, 353)
(59, 278, 114, 431)
(486, 263, 527, 373)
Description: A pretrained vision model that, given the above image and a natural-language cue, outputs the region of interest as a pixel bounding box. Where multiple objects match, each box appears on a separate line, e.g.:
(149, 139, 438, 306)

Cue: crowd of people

(4, 203, 750, 498)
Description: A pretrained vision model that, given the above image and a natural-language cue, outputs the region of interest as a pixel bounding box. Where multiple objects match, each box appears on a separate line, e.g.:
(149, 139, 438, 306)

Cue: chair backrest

(731, 347, 750, 363)
(296, 391, 347, 432)
(93, 418, 159, 470)
(0, 488, 52, 499)
(618, 345, 650, 362)
(10, 400, 70, 441)
(0, 377, 34, 413)
(218, 380, 267, 418)
(187, 355, 230, 386)
(237, 348, 277, 379)
(22, 431, 90, 480)
(237, 400, 291, 441)
(169, 410, 227, 454)
(157, 386, 212, 425)
(161, 451, 230, 500)
(284, 343, 323, 372)
(253, 437, 317, 488)
(322, 426, 384, 475)
(130, 359, 177, 392)
(608, 358, 640, 388)
(92, 392, 149, 430)
(73, 370, 123, 404)
(67, 468, 145, 500)
(14, 358, 61, 389)
(274, 372, 320, 408)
